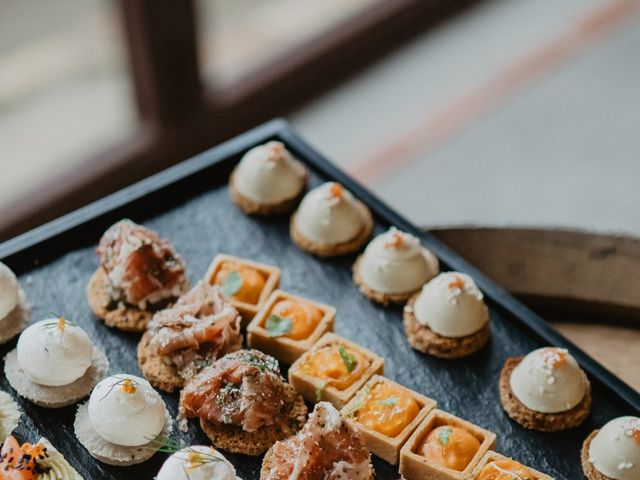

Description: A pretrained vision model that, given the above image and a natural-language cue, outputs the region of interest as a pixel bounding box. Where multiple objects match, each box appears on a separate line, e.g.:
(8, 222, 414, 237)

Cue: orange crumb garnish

(448, 275, 465, 290)
(58, 317, 66, 332)
(384, 232, 405, 249)
(268, 143, 284, 160)
(543, 348, 567, 368)
(632, 428, 640, 444)
(121, 379, 137, 394)
(329, 183, 344, 198)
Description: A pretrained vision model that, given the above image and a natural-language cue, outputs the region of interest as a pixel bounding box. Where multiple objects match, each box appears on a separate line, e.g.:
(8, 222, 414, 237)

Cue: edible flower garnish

(265, 314, 293, 337)
(541, 348, 568, 369)
(43, 313, 77, 332)
(338, 345, 357, 373)
(220, 271, 243, 297)
(99, 376, 141, 401)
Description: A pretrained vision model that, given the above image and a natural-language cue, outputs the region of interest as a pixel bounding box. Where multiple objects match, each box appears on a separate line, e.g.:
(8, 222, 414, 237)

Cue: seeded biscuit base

(403, 294, 490, 359)
(137, 331, 184, 393)
(87, 268, 183, 333)
(290, 202, 373, 257)
(74, 402, 173, 466)
(229, 169, 306, 216)
(199, 384, 307, 456)
(581, 430, 611, 480)
(499, 356, 591, 432)
(5, 347, 109, 408)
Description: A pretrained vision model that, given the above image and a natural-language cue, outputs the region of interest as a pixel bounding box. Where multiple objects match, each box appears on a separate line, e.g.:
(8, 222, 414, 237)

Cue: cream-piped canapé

(582, 416, 640, 480)
(74, 373, 172, 466)
(0, 262, 31, 345)
(500, 347, 591, 432)
(403, 272, 490, 359)
(353, 227, 439, 305)
(4, 317, 109, 408)
(291, 182, 373, 257)
(156, 445, 239, 480)
(230, 141, 307, 215)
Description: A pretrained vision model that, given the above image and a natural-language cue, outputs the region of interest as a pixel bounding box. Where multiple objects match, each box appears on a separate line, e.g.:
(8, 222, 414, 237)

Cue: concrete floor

(292, 0, 640, 235)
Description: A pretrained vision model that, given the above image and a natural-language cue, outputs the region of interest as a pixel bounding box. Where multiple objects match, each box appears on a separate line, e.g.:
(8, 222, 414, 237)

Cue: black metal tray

(1, 119, 637, 480)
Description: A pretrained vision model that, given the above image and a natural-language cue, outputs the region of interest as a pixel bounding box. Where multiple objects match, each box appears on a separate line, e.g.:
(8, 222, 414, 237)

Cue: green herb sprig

(338, 345, 357, 373)
(265, 314, 293, 337)
(220, 271, 243, 296)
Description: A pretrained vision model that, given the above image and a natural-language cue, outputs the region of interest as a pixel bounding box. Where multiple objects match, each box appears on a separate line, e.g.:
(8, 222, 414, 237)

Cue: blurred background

(1, 0, 639, 383)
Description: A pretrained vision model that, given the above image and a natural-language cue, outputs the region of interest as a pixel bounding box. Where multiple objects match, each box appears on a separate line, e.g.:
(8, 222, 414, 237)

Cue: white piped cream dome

(294, 182, 366, 244)
(510, 347, 587, 413)
(588, 416, 640, 480)
(358, 227, 438, 294)
(0, 262, 19, 320)
(233, 141, 306, 204)
(412, 272, 488, 338)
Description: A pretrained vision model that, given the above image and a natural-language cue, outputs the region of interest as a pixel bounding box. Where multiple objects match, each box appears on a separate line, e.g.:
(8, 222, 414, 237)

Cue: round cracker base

(0, 390, 21, 438)
(260, 445, 374, 480)
(289, 201, 373, 257)
(74, 402, 173, 466)
(499, 356, 592, 432)
(352, 254, 439, 306)
(403, 294, 490, 359)
(229, 169, 306, 216)
(87, 268, 156, 333)
(137, 331, 184, 393)
(199, 384, 307, 456)
(5, 347, 109, 408)
(0, 289, 31, 345)
(581, 430, 611, 479)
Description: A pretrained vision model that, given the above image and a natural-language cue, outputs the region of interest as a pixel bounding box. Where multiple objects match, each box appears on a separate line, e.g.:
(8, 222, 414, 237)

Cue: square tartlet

(247, 290, 336, 365)
(288, 333, 384, 409)
(399, 409, 496, 480)
(205, 254, 281, 326)
(341, 375, 436, 465)
(468, 450, 553, 480)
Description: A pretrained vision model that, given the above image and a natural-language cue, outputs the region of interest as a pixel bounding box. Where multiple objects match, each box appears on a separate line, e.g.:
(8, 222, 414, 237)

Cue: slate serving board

(0, 119, 638, 480)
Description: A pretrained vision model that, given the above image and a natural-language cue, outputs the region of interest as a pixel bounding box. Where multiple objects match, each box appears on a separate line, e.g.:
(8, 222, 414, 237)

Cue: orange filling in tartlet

(355, 382, 420, 437)
(476, 458, 536, 480)
(0, 435, 47, 480)
(267, 299, 323, 340)
(299, 344, 369, 390)
(418, 425, 481, 471)
(213, 261, 266, 304)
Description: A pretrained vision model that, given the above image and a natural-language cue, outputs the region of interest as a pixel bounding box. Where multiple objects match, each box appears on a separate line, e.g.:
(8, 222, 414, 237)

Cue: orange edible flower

(186, 450, 205, 472)
(121, 379, 137, 394)
(329, 183, 344, 198)
(57, 317, 66, 332)
(448, 275, 465, 290)
(384, 232, 404, 249)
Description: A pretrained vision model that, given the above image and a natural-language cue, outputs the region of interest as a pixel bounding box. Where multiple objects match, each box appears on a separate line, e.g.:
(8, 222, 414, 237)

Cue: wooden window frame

(0, 0, 480, 240)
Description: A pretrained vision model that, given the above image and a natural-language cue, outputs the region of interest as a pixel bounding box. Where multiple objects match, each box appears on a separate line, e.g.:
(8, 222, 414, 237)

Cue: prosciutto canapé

(97, 219, 188, 307)
(179, 350, 287, 432)
(263, 402, 372, 480)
